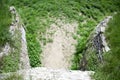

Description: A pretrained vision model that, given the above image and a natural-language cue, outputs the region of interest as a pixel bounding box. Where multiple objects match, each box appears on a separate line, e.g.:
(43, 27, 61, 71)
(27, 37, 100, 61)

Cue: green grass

(0, 30, 21, 73)
(0, 53, 19, 73)
(0, 0, 12, 47)
(1, 74, 23, 80)
(94, 13, 120, 80)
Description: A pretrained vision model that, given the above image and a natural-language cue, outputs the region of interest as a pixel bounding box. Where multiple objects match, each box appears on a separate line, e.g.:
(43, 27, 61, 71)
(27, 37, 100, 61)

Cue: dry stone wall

(10, 6, 31, 69)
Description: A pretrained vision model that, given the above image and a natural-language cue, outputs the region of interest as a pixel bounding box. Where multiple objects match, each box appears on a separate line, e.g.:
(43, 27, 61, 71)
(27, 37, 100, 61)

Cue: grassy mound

(94, 13, 120, 80)
(8, 0, 119, 68)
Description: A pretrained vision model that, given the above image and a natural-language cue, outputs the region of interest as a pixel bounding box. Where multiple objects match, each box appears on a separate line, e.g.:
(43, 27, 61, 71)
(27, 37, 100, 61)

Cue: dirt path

(41, 19, 78, 69)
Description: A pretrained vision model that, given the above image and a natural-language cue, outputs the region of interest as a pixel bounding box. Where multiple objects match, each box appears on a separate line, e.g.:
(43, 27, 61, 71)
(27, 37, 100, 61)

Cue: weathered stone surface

(19, 26, 31, 69)
(0, 43, 11, 58)
(94, 16, 112, 52)
(0, 67, 94, 80)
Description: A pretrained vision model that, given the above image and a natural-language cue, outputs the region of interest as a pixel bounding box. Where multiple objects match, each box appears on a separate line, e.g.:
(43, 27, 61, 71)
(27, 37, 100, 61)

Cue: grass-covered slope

(0, 0, 120, 79)
(94, 13, 120, 80)
(8, 0, 120, 68)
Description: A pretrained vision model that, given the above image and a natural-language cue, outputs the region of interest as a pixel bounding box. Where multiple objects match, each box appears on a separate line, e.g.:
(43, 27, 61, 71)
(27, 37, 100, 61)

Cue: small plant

(47, 38, 53, 43)
(72, 34, 78, 40)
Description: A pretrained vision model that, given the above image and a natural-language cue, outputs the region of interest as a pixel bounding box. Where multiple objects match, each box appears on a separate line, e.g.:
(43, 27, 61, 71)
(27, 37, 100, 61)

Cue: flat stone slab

(0, 67, 94, 80)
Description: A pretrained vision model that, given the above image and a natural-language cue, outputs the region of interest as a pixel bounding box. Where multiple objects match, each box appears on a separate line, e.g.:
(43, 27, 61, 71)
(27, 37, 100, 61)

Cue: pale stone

(9, 6, 31, 69)
(100, 26, 105, 32)
(0, 43, 11, 58)
(0, 67, 94, 80)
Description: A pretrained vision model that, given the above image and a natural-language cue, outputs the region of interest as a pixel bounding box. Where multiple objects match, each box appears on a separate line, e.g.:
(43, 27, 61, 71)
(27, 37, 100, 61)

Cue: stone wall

(79, 16, 112, 70)
(9, 6, 31, 69)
